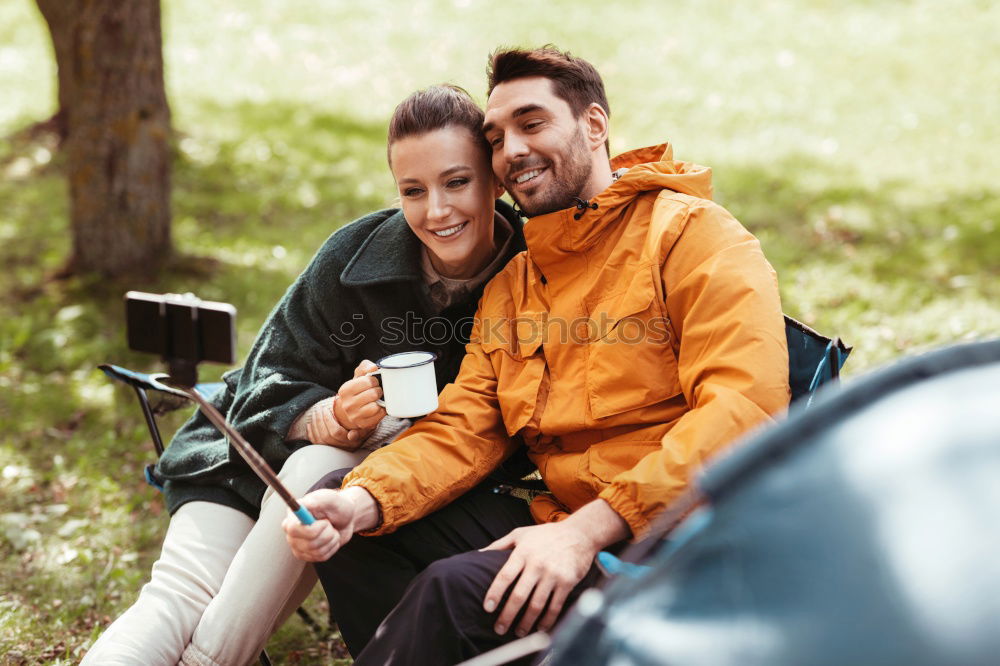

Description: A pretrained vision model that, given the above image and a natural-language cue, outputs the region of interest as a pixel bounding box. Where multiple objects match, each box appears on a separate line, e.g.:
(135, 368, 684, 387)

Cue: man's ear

(493, 176, 505, 200)
(583, 102, 610, 152)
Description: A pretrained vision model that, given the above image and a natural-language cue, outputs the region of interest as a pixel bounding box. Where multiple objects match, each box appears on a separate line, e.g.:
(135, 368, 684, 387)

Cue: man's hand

(480, 499, 630, 637)
(282, 486, 379, 561)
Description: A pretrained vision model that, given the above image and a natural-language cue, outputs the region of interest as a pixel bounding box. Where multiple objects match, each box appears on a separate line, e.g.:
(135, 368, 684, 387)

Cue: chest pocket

(586, 265, 682, 419)
(480, 314, 546, 437)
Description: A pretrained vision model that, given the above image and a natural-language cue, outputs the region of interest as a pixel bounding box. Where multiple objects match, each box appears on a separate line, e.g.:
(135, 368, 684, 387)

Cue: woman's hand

(334, 360, 386, 434)
(292, 360, 386, 450)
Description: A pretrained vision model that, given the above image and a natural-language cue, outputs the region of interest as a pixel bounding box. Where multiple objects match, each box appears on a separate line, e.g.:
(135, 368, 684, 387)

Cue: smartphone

(124, 291, 237, 367)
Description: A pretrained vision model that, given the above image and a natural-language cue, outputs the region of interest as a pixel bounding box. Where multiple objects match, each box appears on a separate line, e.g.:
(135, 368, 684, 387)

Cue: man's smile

(508, 163, 550, 193)
(515, 169, 544, 184)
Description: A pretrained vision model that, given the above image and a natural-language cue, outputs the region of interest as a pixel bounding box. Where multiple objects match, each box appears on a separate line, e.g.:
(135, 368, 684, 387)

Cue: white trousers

(82, 444, 366, 666)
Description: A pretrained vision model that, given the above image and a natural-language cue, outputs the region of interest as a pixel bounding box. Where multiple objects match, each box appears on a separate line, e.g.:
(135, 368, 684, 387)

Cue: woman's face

(390, 127, 503, 280)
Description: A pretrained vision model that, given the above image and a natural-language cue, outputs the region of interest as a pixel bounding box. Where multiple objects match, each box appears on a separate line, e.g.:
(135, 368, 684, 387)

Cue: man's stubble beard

(511, 127, 594, 218)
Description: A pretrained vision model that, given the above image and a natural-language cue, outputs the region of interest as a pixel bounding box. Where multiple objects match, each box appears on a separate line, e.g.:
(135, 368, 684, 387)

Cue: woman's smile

(430, 221, 468, 238)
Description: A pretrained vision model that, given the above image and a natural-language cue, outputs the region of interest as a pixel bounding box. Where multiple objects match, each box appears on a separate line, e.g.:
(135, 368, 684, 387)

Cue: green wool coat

(156, 203, 526, 518)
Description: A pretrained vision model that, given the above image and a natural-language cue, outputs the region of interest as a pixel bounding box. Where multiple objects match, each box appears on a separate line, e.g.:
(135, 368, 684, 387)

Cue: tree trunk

(34, 0, 74, 142)
(36, 0, 173, 277)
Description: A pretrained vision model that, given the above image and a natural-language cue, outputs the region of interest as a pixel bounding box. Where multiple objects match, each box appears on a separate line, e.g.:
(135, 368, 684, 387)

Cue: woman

(83, 85, 525, 666)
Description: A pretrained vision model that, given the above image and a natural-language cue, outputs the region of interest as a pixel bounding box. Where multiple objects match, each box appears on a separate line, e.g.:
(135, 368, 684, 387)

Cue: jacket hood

(608, 142, 713, 202)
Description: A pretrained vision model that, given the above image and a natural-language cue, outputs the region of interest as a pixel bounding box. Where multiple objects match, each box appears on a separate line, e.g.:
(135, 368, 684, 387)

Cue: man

(284, 46, 790, 665)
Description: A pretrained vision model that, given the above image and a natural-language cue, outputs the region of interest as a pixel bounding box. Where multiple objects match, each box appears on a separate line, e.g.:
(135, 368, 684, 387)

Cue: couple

(85, 46, 791, 665)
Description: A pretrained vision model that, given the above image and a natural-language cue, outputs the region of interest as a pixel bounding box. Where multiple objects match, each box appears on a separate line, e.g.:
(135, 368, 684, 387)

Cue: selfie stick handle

(163, 378, 316, 525)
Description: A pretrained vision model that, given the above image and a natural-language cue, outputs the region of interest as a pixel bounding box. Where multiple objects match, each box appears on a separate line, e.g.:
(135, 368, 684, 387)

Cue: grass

(1, 0, 998, 662)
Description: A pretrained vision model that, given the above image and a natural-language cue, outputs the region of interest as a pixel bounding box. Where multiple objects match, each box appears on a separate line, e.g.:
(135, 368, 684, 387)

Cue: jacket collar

(521, 141, 719, 273)
(340, 209, 424, 286)
(341, 201, 526, 287)
(523, 144, 673, 266)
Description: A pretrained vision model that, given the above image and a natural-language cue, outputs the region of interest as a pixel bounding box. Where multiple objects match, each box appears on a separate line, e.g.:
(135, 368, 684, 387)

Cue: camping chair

(97, 363, 327, 666)
(783, 315, 851, 406)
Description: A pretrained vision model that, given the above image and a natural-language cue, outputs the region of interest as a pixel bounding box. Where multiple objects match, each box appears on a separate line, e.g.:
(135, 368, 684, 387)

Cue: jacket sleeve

(341, 313, 519, 535)
(157, 231, 356, 483)
(598, 199, 790, 538)
(222, 236, 355, 464)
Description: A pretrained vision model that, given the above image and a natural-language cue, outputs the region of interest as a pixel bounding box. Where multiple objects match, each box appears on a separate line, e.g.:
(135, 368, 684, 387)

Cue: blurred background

(1, 0, 997, 662)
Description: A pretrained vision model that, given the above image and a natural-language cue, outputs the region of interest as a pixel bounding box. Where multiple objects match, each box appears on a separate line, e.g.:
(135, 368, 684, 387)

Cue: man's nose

(502, 132, 529, 163)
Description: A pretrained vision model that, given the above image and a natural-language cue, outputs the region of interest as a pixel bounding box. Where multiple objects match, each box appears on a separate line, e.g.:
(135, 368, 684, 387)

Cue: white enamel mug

(367, 351, 439, 418)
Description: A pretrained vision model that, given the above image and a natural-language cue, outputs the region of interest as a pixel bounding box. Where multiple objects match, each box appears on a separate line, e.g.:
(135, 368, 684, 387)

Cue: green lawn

(1, 0, 998, 662)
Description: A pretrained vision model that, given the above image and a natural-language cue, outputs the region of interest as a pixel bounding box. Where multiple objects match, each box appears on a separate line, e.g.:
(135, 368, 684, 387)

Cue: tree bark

(36, 0, 173, 277)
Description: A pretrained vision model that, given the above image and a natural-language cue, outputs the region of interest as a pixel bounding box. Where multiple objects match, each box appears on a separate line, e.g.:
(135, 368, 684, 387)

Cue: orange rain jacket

(343, 143, 790, 538)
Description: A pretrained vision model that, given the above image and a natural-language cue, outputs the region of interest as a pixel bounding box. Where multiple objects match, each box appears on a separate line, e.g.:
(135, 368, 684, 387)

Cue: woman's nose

(427, 189, 449, 222)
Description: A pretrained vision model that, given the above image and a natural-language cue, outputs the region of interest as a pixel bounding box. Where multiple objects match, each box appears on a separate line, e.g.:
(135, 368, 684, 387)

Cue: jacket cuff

(341, 476, 393, 536)
(599, 484, 648, 540)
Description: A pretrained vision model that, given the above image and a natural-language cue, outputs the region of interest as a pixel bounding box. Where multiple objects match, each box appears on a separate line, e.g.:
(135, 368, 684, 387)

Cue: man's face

(483, 77, 594, 217)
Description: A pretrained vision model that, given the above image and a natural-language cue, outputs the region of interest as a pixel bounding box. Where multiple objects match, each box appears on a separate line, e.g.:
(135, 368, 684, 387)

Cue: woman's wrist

(305, 396, 353, 445)
(286, 410, 310, 442)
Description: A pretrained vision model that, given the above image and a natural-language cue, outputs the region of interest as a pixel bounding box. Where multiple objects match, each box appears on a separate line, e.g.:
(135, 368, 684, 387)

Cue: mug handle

(365, 368, 386, 408)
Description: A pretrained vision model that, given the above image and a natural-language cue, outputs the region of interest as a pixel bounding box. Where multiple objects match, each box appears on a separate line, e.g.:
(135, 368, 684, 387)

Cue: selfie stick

(160, 377, 316, 526)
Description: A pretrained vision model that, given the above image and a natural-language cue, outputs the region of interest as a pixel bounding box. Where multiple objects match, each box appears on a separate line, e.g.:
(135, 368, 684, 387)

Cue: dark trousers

(311, 470, 599, 665)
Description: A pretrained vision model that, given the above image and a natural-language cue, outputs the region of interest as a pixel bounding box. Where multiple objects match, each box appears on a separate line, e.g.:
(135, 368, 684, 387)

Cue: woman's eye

(447, 178, 470, 188)
(403, 187, 424, 197)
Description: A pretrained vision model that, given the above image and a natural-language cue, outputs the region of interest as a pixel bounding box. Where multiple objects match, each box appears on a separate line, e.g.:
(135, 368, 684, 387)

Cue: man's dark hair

(387, 84, 488, 164)
(486, 46, 610, 120)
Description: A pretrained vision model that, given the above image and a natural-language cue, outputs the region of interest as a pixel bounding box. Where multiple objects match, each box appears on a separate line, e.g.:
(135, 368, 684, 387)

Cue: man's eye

(525, 120, 543, 131)
(489, 136, 503, 149)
